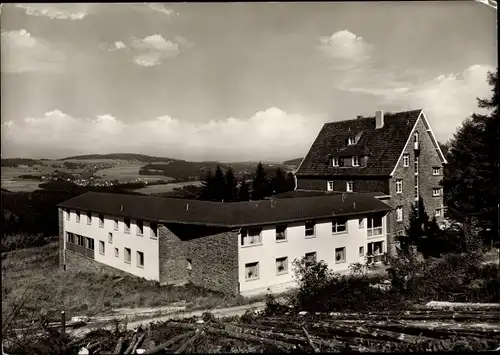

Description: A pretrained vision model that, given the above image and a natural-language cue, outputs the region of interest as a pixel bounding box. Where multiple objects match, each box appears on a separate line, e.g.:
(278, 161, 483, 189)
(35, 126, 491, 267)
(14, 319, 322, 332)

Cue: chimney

(375, 110, 384, 129)
(120, 204, 123, 212)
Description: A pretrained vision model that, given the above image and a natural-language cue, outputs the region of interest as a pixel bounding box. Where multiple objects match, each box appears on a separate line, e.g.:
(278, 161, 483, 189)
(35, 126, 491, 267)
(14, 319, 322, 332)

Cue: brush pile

(67, 307, 500, 354)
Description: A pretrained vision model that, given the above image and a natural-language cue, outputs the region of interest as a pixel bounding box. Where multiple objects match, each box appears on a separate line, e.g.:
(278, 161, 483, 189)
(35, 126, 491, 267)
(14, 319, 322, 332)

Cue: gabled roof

(58, 191, 391, 228)
(296, 109, 422, 176)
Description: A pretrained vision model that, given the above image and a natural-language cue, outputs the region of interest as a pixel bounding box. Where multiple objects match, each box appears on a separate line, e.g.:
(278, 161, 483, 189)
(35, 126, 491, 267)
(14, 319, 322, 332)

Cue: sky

(0, 2, 497, 162)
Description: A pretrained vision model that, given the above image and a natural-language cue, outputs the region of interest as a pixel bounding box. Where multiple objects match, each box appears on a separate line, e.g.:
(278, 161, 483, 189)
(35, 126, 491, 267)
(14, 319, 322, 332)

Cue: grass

(1, 242, 258, 326)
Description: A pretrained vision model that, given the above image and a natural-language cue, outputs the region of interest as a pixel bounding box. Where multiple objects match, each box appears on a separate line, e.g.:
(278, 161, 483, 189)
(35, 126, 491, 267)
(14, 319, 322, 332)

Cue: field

(1, 242, 252, 327)
(1, 168, 44, 192)
(134, 181, 203, 195)
(92, 162, 171, 182)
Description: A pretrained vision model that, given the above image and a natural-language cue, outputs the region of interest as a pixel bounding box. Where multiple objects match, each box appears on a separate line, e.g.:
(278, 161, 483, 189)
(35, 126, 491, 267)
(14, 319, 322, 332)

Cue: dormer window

(348, 136, 356, 145)
(352, 156, 360, 167)
(332, 157, 339, 167)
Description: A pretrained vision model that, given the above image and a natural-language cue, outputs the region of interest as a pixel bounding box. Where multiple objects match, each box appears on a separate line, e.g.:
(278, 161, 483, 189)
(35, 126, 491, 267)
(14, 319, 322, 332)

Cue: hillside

(61, 153, 178, 163)
(283, 157, 303, 166)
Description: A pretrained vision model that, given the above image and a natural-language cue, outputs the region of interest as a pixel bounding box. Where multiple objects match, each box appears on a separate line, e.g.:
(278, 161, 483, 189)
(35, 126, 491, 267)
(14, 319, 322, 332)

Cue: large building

(58, 191, 391, 296)
(295, 109, 447, 256)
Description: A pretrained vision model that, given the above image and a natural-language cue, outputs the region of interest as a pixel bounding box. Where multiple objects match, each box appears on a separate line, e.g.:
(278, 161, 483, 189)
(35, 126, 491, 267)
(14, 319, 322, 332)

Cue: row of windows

(331, 156, 361, 168)
(240, 216, 383, 247)
(65, 232, 145, 267)
(64, 210, 158, 238)
(402, 154, 441, 175)
(395, 206, 443, 222)
(394, 180, 443, 197)
(244, 241, 385, 281)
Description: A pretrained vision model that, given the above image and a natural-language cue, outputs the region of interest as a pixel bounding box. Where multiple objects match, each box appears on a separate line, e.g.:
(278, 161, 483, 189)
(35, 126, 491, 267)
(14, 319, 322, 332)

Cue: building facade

(295, 109, 447, 255)
(59, 191, 391, 296)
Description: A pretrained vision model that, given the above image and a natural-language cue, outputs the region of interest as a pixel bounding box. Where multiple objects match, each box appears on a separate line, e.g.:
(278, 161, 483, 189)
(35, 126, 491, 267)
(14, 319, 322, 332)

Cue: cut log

(131, 333, 145, 354)
(114, 337, 124, 354)
(143, 331, 196, 354)
(302, 326, 319, 353)
(166, 321, 297, 350)
(174, 328, 202, 354)
(123, 334, 138, 355)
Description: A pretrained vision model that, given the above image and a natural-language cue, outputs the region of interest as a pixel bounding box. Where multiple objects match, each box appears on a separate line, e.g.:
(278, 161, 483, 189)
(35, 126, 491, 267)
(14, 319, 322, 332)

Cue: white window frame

(276, 257, 288, 275)
(432, 167, 441, 175)
(327, 180, 334, 191)
(346, 181, 353, 192)
(124, 247, 131, 264)
(359, 246, 364, 256)
(136, 220, 144, 236)
(114, 248, 119, 258)
(87, 212, 92, 225)
(124, 219, 131, 234)
(99, 214, 104, 228)
(108, 232, 113, 244)
(335, 247, 346, 264)
(348, 136, 356, 145)
(396, 206, 403, 221)
(245, 262, 259, 280)
(367, 215, 383, 237)
(76, 211, 80, 223)
(66, 209, 70, 221)
(435, 208, 442, 217)
(150, 223, 158, 239)
(241, 228, 263, 246)
(332, 218, 347, 234)
(136, 251, 144, 268)
(396, 179, 403, 194)
(433, 188, 441, 197)
(305, 221, 316, 238)
(352, 156, 360, 167)
(187, 258, 192, 270)
(114, 219, 119, 231)
(403, 154, 409, 167)
(332, 157, 339, 167)
(99, 240, 105, 255)
(276, 224, 287, 242)
(358, 218, 364, 228)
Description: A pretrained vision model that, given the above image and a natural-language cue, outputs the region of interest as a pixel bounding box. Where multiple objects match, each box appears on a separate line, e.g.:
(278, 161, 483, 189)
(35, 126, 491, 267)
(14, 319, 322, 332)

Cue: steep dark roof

(58, 191, 391, 228)
(272, 189, 388, 199)
(296, 109, 422, 176)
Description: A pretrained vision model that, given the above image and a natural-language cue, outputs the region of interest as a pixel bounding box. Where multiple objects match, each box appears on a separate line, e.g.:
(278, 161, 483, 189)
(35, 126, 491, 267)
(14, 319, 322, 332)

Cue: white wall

(62, 209, 159, 281)
(238, 215, 387, 296)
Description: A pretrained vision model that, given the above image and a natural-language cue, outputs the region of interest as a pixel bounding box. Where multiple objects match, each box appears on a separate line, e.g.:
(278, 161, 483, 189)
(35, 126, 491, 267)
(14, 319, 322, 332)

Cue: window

(327, 181, 334, 191)
(367, 241, 384, 262)
(397, 230, 405, 237)
(77, 235, 84, 247)
(124, 219, 130, 234)
(332, 218, 347, 233)
(114, 219, 119, 231)
(367, 215, 383, 236)
(414, 185, 419, 200)
(346, 181, 353, 192)
(114, 248, 119, 258)
(433, 188, 441, 197)
(396, 179, 403, 193)
(414, 159, 418, 175)
(136, 220, 143, 236)
(358, 218, 364, 228)
(124, 248, 131, 264)
(435, 208, 442, 217)
(335, 247, 346, 263)
(66, 208, 70, 221)
(348, 136, 356, 145)
(359, 246, 364, 256)
(99, 214, 104, 228)
(136, 251, 144, 268)
(76, 211, 80, 223)
(433, 167, 441, 175)
(332, 157, 339, 167)
(352, 156, 360, 167)
(396, 206, 403, 221)
(99, 241, 105, 255)
(108, 232, 113, 244)
(241, 228, 262, 246)
(414, 132, 419, 149)
(276, 257, 288, 275)
(87, 212, 92, 225)
(403, 154, 409, 167)
(276, 225, 287, 242)
(187, 259, 192, 270)
(305, 252, 317, 267)
(245, 262, 259, 280)
(305, 221, 315, 238)
(150, 223, 158, 239)
(66, 232, 73, 243)
(85, 237, 94, 250)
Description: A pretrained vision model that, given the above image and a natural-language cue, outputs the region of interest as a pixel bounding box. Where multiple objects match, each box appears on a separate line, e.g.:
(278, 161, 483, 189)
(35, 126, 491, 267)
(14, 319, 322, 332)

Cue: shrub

(1, 233, 52, 253)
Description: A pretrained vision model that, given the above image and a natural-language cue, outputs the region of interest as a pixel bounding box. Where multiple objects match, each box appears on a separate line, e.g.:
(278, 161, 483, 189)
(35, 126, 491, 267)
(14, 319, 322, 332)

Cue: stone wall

(58, 208, 64, 270)
(158, 224, 239, 294)
(64, 249, 130, 277)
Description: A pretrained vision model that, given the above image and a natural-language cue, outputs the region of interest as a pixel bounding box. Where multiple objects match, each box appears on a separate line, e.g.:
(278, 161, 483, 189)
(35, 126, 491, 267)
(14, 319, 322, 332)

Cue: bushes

(1, 234, 53, 253)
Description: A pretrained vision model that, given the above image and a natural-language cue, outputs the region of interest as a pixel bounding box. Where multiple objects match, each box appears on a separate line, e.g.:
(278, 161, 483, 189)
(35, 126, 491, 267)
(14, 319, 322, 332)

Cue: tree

(238, 179, 251, 201)
(212, 166, 226, 202)
(271, 168, 287, 195)
(252, 162, 271, 200)
(442, 69, 499, 247)
(223, 168, 238, 202)
(199, 170, 214, 201)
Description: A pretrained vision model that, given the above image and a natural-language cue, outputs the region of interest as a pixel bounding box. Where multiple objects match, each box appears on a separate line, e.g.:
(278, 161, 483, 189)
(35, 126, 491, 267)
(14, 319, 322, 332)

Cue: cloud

(146, 3, 174, 16)
(131, 34, 180, 67)
(1, 29, 65, 73)
(100, 41, 128, 51)
(319, 30, 373, 68)
(2, 108, 322, 162)
(14, 3, 86, 20)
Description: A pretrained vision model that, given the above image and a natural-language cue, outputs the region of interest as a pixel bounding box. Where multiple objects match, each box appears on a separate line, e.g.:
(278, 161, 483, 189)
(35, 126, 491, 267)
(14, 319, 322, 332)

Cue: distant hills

(61, 153, 178, 163)
(283, 157, 303, 166)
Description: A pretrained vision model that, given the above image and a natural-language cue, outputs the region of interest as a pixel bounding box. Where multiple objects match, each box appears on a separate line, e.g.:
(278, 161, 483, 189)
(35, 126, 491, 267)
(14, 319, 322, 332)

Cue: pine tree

(224, 168, 237, 202)
(212, 166, 225, 202)
(271, 168, 287, 195)
(238, 179, 251, 201)
(199, 170, 214, 201)
(252, 162, 270, 200)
